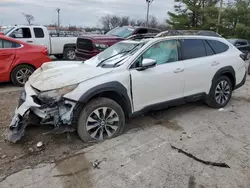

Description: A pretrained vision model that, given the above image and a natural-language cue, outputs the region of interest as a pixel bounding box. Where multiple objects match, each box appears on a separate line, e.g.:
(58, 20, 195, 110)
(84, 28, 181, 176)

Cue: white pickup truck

(3, 25, 77, 60)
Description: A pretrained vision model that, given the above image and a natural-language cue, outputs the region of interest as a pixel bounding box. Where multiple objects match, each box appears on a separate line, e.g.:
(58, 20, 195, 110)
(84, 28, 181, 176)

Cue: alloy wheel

(86, 107, 120, 140)
(215, 80, 231, 105)
(16, 68, 33, 85)
(67, 50, 76, 60)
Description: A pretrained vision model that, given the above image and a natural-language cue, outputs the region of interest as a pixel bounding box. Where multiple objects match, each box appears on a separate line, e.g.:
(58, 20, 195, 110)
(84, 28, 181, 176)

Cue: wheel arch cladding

(78, 81, 132, 117)
(64, 43, 76, 50)
(212, 66, 236, 89)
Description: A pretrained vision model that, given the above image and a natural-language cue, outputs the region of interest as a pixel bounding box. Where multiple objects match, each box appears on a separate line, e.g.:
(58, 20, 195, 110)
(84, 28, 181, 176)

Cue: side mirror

(136, 58, 156, 71)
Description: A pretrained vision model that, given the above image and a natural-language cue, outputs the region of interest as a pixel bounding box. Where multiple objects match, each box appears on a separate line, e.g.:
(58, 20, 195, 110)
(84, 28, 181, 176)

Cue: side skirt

(130, 93, 206, 118)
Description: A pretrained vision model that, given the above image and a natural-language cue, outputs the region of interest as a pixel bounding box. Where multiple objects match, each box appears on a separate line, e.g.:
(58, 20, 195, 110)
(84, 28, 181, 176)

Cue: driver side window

(134, 40, 179, 67)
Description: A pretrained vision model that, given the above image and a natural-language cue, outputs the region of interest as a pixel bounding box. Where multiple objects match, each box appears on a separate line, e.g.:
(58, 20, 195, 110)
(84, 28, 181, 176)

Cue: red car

(0, 35, 51, 86)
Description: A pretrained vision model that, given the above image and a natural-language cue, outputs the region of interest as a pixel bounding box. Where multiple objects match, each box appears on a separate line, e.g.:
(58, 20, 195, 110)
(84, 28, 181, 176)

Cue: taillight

(240, 53, 247, 61)
(42, 48, 48, 55)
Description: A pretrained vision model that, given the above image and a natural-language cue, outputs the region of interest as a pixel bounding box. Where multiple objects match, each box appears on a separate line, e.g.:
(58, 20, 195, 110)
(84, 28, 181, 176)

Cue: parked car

(0, 35, 51, 86)
(75, 26, 161, 60)
(2, 25, 77, 60)
(227, 38, 250, 57)
(8, 35, 246, 143)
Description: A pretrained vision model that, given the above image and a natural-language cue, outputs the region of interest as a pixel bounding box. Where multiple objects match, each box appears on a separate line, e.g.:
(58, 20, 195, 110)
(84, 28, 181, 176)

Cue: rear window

(206, 40, 229, 54)
(34, 28, 44, 38)
(181, 39, 206, 60)
(0, 39, 21, 48)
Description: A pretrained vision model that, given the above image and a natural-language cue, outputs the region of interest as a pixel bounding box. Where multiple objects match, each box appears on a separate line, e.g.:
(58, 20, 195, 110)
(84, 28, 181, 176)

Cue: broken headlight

(38, 84, 78, 102)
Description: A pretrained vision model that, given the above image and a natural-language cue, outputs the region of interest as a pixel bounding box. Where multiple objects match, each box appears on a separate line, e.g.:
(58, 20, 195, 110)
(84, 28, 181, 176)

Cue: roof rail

(126, 33, 158, 40)
(155, 30, 221, 38)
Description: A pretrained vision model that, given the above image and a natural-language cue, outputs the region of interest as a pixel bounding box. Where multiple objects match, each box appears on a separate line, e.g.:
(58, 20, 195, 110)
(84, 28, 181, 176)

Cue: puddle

(155, 120, 183, 131)
(55, 153, 93, 188)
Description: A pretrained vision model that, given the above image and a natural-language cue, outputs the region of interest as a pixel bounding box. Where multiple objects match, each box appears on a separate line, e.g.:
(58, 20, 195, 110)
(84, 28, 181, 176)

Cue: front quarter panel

(64, 68, 132, 106)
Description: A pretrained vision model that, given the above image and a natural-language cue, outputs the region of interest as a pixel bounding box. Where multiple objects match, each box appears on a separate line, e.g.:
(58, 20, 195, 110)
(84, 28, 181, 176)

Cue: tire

(54, 54, 63, 60)
(11, 65, 35, 87)
(206, 76, 232, 109)
(63, 47, 76, 60)
(77, 97, 125, 142)
(248, 61, 250, 75)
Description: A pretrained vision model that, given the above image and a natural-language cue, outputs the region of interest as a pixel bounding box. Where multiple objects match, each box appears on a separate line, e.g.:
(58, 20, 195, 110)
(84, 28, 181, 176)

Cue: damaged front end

(8, 82, 78, 143)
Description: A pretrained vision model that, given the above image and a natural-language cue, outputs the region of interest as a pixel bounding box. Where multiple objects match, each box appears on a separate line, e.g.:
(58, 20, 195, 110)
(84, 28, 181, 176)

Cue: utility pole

(56, 8, 60, 36)
(146, 0, 153, 27)
(217, 0, 223, 33)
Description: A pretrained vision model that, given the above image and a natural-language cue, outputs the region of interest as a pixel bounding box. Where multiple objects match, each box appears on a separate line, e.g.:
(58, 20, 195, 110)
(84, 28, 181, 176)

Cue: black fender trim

(78, 81, 132, 115)
(63, 43, 76, 49)
(234, 72, 246, 90)
(212, 66, 236, 88)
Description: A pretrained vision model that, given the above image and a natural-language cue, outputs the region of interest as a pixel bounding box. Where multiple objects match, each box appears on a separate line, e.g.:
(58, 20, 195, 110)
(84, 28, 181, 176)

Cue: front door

(8, 27, 34, 44)
(130, 39, 185, 112)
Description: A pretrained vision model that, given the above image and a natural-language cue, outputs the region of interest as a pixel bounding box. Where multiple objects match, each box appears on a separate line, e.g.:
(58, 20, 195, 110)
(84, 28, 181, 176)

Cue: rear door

(0, 39, 17, 81)
(32, 27, 50, 50)
(180, 38, 215, 96)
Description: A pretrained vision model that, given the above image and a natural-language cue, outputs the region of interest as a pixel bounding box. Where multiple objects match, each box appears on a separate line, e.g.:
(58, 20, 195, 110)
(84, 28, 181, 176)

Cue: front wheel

(77, 97, 125, 142)
(206, 76, 232, 109)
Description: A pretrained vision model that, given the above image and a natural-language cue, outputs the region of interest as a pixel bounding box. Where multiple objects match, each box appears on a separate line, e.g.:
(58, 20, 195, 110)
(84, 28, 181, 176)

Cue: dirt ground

(0, 75, 250, 186)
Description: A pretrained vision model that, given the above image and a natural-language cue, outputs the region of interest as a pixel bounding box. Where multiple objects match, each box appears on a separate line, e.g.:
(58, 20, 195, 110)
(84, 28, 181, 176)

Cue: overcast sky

(0, 0, 175, 27)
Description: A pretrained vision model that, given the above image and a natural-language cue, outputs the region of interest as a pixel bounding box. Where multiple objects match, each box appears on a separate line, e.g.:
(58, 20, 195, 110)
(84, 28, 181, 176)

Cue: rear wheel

(77, 97, 125, 142)
(63, 48, 76, 60)
(11, 65, 35, 87)
(206, 76, 232, 108)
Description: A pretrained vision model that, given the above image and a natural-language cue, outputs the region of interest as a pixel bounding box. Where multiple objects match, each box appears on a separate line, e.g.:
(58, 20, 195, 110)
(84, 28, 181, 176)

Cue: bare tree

(21, 13, 34, 25)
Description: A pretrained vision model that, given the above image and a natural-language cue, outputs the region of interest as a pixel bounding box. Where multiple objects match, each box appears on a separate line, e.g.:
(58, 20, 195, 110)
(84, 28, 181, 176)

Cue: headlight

(95, 43, 108, 50)
(38, 84, 78, 101)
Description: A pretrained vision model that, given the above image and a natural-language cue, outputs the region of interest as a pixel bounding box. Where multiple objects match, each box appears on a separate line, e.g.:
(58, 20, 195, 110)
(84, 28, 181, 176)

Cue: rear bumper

(234, 71, 246, 90)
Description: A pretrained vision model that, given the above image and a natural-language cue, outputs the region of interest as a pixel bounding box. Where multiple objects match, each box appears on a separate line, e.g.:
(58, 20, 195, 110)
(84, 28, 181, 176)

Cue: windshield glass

(85, 41, 145, 67)
(106, 27, 135, 38)
(2, 27, 14, 35)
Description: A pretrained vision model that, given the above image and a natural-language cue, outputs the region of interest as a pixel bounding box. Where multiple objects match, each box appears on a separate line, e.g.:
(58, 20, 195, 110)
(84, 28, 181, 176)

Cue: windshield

(85, 41, 145, 67)
(2, 27, 14, 35)
(106, 27, 135, 38)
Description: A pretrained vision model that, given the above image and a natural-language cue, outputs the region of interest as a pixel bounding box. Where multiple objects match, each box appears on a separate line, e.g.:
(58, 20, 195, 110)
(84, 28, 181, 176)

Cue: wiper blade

(96, 44, 142, 67)
(96, 51, 129, 67)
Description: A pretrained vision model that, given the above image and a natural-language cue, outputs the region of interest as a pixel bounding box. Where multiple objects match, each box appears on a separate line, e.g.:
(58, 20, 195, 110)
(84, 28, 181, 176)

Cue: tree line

(167, 0, 250, 39)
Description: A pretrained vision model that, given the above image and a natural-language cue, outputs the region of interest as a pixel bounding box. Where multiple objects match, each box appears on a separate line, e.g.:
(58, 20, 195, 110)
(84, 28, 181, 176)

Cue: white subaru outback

(8, 35, 247, 143)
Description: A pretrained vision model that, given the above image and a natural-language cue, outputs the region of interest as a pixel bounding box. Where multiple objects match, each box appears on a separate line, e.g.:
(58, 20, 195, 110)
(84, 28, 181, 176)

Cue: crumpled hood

(29, 61, 112, 91)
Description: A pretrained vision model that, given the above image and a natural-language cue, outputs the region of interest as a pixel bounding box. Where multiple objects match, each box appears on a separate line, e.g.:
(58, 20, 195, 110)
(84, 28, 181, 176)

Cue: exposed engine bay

(8, 82, 77, 143)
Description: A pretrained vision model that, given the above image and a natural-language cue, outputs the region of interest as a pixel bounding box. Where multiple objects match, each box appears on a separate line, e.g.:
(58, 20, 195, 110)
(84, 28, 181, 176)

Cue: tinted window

(34, 28, 44, 38)
(0, 39, 21, 48)
(148, 29, 160, 33)
(136, 28, 148, 34)
(206, 40, 229, 54)
(10, 28, 31, 38)
(204, 41, 215, 56)
(236, 41, 247, 46)
(181, 39, 206, 60)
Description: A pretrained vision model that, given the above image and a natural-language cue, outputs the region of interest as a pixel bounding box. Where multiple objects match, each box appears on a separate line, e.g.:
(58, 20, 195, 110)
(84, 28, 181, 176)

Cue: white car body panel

(130, 61, 185, 112)
(29, 61, 112, 91)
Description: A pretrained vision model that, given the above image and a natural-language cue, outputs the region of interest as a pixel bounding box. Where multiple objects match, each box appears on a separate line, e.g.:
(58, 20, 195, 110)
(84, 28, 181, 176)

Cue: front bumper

(8, 82, 77, 143)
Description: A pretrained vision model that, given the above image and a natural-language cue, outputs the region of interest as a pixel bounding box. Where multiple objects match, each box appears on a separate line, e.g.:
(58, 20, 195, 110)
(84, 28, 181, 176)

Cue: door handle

(211, 61, 219, 66)
(26, 41, 33, 43)
(174, 68, 184, 73)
